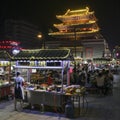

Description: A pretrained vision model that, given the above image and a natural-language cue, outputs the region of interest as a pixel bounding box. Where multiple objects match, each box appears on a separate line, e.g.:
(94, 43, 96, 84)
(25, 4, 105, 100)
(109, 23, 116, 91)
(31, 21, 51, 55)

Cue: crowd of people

(70, 63, 114, 96)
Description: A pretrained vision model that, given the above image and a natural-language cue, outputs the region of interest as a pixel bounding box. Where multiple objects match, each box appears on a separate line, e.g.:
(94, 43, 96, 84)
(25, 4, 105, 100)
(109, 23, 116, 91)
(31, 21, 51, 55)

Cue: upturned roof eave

(12, 49, 73, 61)
(48, 29, 99, 36)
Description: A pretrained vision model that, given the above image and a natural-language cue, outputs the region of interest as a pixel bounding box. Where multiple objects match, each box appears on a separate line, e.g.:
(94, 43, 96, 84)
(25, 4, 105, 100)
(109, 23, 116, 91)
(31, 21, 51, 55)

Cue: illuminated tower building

(48, 7, 111, 61)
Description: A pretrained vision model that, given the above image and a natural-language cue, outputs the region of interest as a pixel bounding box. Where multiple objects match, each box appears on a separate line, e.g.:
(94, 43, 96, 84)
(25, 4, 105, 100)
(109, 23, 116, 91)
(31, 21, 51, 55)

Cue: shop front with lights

(0, 51, 14, 100)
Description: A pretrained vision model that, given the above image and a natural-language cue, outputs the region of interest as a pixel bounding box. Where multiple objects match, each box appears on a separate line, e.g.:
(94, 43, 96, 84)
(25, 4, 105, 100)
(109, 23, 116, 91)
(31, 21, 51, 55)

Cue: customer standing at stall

(14, 72, 25, 111)
(96, 72, 105, 95)
(47, 73, 53, 85)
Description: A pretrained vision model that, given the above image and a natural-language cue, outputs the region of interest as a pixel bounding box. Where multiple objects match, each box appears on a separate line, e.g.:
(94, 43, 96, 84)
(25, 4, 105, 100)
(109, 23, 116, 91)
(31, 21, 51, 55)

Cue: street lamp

(37, 34, 42, 39)
(37, 33, 45, 49)
(73, 28, 77, 83)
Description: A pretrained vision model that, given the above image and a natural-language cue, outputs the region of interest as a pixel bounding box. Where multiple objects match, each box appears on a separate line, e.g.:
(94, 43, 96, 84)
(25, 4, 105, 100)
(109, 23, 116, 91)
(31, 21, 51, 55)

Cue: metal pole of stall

(74, 28, 77, 57)
(67, 61, 70, 86)
(61, 61, 64, 93)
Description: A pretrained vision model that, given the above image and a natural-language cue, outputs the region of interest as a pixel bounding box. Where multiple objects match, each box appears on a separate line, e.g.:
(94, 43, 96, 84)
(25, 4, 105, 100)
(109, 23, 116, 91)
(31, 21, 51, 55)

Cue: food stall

(11, 49, 72, 102)
(0, 51, 13, 100)
(11, 49, 86, 116)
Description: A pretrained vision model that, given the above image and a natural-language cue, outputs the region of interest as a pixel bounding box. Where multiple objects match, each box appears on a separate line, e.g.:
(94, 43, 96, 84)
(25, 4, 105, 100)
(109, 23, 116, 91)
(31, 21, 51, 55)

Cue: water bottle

(41, 104, 44, 113)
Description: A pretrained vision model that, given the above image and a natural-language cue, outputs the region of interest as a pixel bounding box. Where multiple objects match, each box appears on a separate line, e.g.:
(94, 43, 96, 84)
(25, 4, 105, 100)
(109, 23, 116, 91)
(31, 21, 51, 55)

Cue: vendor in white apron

(14, 72, 25, 111)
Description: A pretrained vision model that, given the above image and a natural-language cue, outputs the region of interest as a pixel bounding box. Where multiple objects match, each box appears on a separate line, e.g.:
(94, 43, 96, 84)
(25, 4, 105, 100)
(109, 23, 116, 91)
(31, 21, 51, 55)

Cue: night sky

(0, 0, 120, 50)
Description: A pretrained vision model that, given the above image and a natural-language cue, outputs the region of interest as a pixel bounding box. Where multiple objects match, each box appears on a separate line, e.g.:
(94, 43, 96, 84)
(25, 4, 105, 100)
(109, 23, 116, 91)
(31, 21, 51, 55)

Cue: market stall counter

(26, 90, 68, 109)
(24, 84, 87, 117)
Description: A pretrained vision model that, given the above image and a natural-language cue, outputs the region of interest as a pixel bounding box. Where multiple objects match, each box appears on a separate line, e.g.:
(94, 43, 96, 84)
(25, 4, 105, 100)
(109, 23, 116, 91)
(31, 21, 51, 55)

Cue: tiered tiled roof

(12, 49, 74, 61)
(48, 7, 99, 39)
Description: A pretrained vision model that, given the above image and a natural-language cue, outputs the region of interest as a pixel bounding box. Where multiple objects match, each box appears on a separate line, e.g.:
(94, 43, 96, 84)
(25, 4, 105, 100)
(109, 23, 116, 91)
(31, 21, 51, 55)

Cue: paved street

(0, 73, 120, 120)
